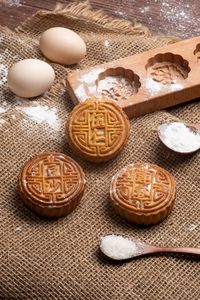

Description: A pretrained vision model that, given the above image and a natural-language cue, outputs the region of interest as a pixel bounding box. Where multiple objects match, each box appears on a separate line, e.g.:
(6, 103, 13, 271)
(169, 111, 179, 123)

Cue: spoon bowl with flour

(100, 234, 200, 261)
(158, 122, 200, 154)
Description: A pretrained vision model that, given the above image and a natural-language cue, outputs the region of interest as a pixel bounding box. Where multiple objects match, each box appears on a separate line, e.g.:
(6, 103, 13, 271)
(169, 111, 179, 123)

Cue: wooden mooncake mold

(66, 36, 200, 118)
(66, 98, 130, 163)
(18, 152, 86, 218)
(110, 162, 176, 225)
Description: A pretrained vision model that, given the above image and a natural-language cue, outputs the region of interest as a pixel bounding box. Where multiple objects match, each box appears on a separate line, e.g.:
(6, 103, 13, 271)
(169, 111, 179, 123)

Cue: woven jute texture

(0, 2, 199, 299)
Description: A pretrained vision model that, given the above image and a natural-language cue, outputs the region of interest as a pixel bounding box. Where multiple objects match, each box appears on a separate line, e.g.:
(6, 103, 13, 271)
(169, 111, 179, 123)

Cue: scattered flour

(75, 68, 104, 100)
(104, 40, 110, 47)
(17, 105, 61, 131)
(78, 68, 103, 85)
(116, 1, 199, 38)
(0, 107, 6, 113)
(97, 75, 137, 101)
(169, 82, 183, 92)
(75, 84, 88, 101)
(2, 0, 21, 7)
(145, 78, 163, 95)
(189, 224, 198, 231)
(15, 226, 22, 232)
(145, 77, 183, 96)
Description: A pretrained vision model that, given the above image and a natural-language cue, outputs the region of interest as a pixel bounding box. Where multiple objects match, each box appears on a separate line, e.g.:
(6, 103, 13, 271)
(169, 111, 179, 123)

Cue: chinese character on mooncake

(110, 162, 176, 225)
(66, 99, 130, 163)
(18, 152, 86, 218)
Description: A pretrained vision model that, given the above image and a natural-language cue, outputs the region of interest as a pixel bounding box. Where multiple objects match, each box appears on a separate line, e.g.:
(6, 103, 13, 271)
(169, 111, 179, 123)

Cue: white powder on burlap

(163, 122, 200, 152)
(16, 105, 61, 131)
(100, 235, 137, 260)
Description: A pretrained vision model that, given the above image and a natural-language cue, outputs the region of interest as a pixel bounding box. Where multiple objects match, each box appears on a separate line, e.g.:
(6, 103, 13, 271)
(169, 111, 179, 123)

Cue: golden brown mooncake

(110, 162, 176, 225)
(66, 99, 130, 163)
(18, 152, 86, 218)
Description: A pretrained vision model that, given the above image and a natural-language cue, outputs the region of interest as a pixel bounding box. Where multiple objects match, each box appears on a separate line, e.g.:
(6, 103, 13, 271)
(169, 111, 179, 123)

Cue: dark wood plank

(0, 4, 38, 29)
(0, 0, 200, 39)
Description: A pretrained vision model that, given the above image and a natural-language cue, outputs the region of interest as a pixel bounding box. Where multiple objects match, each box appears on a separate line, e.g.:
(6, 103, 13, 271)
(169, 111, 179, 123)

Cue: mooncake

(66, 99, 130, 162)
(110, 162, 176, 225)
(18, 152, 86, 218)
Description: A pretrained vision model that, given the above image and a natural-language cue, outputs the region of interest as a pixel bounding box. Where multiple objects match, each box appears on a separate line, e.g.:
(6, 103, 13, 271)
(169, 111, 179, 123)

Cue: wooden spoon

(100, 235, 200, 261)
(158, 122, 200, 154)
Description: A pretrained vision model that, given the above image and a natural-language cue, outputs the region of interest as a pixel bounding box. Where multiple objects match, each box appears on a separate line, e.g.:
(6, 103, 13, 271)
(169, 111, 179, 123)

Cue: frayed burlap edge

(15, 1, 180, 43)
(16, 1, 150, 36)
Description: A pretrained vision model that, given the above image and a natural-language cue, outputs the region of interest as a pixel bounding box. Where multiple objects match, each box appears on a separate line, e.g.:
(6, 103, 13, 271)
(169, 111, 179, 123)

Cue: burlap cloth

(0, 2, 199, 299)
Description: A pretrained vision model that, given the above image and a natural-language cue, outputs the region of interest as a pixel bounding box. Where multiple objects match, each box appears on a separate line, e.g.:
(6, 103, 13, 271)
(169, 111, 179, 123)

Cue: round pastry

(66, 99, 130, 163)
(110, 162, 176, 225)
(18, 152, 86, 218)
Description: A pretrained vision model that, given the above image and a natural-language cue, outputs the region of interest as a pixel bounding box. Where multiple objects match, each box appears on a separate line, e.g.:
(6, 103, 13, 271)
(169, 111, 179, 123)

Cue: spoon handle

(151, 246, 200, 257)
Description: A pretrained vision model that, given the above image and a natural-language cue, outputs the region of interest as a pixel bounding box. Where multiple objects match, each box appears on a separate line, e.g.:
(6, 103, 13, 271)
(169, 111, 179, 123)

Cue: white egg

(39, 27, 87, 65)
(7, 59, 55, 98)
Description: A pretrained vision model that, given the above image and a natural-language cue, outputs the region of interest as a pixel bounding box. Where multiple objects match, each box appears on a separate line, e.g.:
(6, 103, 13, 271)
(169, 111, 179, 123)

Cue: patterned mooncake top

(110, 162, 176, 213)
(19, 152, 85, 205)
(67, 99, 130, 162)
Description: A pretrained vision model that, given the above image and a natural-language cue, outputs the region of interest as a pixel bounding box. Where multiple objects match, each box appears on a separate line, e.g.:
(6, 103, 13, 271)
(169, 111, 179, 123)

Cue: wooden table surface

(0, 0, 200, 39)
